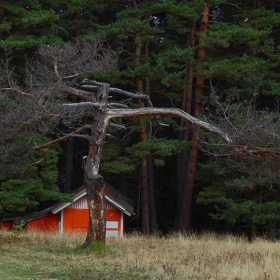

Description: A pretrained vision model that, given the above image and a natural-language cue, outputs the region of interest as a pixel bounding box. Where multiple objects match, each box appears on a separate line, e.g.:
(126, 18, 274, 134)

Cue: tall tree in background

(175, 5, 210, 233)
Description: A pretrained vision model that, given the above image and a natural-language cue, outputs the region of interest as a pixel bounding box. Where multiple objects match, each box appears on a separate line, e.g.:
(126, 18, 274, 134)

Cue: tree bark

(140, 153, 150, 234)
(108, 107, 231, 143)
(175, 20, 196, 231)
(83, 83, 110, 247)
(175, 7, 209, 233)
(134, 31, 150, 234)
(133, 7, 156, 234)
(83, 176, 106, 247)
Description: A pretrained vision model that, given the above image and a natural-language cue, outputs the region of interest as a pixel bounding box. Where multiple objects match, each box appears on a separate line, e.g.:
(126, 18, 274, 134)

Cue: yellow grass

(0, 229, 279, 279)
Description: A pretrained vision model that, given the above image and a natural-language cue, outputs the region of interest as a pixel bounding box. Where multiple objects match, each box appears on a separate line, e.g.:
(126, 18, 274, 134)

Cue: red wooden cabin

(0, 183, 134, 237)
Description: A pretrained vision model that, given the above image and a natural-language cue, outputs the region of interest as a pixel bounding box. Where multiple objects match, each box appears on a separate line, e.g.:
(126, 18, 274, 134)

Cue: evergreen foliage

(101, 138, 190, 173)
(196, 157, 280, 237)
(0, 134, 72, 218)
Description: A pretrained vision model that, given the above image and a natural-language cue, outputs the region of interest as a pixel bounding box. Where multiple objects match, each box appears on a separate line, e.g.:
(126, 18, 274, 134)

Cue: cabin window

(106, 230, 118, 237)
(106, 221, 118, 228)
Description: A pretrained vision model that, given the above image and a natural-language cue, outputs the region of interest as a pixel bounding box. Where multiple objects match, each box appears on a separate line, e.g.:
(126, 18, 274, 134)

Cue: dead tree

(0, 43, 234, 247)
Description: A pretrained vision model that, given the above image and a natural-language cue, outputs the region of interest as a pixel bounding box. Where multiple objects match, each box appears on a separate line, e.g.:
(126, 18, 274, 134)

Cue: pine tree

(0, 134, 72, 218)
(0, 1, 61, 49)
(194, 0, 280, 238)
(196, 156, 280, 239)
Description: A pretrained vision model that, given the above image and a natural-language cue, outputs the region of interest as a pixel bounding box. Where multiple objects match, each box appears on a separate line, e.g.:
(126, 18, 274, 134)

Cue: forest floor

(0, 229, 279, 280)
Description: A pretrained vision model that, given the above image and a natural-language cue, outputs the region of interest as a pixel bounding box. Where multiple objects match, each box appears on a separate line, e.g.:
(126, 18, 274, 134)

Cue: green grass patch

(84, 240, 120, 257)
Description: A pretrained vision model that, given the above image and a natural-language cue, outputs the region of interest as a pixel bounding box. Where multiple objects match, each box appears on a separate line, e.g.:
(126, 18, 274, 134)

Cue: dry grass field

(0, 229, 279, 280)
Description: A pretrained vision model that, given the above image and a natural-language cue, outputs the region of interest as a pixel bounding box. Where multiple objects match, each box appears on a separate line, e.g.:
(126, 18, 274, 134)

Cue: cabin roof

(52, 182, 134, 216)
(0, 206, 55, 223)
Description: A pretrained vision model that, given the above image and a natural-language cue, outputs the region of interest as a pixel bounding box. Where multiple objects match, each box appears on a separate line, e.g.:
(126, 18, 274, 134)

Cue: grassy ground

(0, 229, 279, 280)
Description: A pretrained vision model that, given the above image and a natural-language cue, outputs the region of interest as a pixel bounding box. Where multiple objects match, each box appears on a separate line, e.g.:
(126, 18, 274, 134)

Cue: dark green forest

(1, 0, 280, 240)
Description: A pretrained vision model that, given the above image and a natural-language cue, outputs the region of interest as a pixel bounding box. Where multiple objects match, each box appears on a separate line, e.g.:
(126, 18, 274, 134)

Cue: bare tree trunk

(83, 83, 110, 247)
(175, 8, 209, 233)
(83, 177, 106, 247)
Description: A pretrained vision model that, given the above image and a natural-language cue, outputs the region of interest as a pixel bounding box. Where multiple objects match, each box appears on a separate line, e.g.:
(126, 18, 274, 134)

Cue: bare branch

(106, 133, 115, 139)
(62, 102, 100, 108)
(108, 107, 232, 144)
(222, 1, 243, 9)
(109, 87, 153, 106)
(35, 124, 92, 150)
(110, 123, 127, 130)
(22, 148, 47, 174)
(64, 134, 89, 139)
(79, 85, 98, 92)
(58, 85, 97, 100)
(21, 124, 92, 174)
(108, 103, 129, 109)
(1, 87, 31, 96)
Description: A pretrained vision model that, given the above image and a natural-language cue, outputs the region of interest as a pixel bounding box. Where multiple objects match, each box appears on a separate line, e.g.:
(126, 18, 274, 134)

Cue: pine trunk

(175, 8, 209, 233)
(175, 20, 196, 231)
(174, 19, 195, 231)
(144, 43, 158, 233)
(140, 154, 150, 234)
(135, 29, 150, 234)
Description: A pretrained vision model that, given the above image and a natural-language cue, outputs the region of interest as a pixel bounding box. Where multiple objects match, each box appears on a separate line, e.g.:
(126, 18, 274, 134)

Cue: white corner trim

(120, 212, 124, 237)
(105, 196, 131, 216)
(59, 210, 64, 233)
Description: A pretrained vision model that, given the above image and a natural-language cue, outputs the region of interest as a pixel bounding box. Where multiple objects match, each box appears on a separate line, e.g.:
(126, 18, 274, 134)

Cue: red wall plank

(27, 215, 59, 232)
(0, 221, 13, 230)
